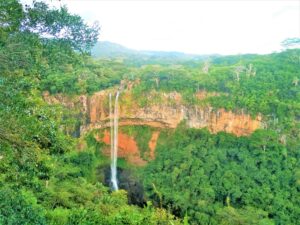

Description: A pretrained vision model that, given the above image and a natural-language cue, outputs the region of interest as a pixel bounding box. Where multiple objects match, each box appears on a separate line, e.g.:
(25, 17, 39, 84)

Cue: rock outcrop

(148, 131, 160, 160)
(95, 129, 160, 166)
(44, 89, 262, 164)
(78, 91, 262, 137)
(98, 130, 147, 166)
(44, 89, 262, 137)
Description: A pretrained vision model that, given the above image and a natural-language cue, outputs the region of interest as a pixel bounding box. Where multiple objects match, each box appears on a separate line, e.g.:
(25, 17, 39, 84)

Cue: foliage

(1, 0, 299, 224)
(0, 188, 47, 225)
(0, 1, 181, 224)
(23, 1, 99, 53)
(141, 127, 299, 225)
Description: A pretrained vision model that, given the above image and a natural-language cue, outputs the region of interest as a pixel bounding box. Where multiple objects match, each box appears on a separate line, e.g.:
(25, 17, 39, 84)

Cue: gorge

(2, 1, 299, 223)
(43, 86, 263, 166)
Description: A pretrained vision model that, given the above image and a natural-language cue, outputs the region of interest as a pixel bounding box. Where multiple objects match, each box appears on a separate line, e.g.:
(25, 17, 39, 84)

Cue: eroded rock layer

(80, 91, 261, 137)
(44, 89, 262, 164)
(96, 130, 147, 166)
(44, 90, 262, 137)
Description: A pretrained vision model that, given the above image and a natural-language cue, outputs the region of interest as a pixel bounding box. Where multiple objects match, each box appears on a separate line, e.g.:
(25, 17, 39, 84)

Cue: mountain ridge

(91, 41, 216, 60)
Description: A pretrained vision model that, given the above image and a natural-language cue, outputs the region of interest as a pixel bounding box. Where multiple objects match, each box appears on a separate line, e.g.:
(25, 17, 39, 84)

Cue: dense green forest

(0, 1, 181, 224)
(1, 0, 299, 225)
(142, 127, 299, 225)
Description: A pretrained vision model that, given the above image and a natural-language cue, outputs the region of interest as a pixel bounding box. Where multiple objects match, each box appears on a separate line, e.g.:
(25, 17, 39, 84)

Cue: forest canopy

(0, 1, 180, 224)
(0, 0, 299, 225)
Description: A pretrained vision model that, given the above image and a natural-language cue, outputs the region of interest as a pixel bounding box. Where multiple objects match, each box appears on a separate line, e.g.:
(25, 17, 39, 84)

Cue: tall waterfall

(109, 92, 120, 191)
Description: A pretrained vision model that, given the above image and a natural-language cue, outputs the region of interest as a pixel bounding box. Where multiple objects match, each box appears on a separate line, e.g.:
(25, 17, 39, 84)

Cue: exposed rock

(149, 131, 160, 160)
(89, 91, 107, 123)
(79, 95, 88, 113)
(44, 90, 262, 137)
(44, 89, 263, 164)
(42, 91, 75, 107)
(80, 91, 261, 137)
(95, 129, 160, 166)
(100, 130, 147, 166)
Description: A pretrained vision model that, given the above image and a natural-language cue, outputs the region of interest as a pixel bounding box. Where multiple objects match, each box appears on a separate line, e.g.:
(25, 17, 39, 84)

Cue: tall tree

(22, 1, 100, 53)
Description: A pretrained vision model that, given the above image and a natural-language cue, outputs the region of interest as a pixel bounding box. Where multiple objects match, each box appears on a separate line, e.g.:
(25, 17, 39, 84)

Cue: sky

(23, 0, 300, 55)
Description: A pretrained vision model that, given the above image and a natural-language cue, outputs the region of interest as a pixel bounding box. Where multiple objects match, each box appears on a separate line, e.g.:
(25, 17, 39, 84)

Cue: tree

(0, 0, 24, 44)
(202, 60, 210, 74)
(233, 65, 245, 82)
(22, 1, 100, 53)
(0, 188, 47, 225)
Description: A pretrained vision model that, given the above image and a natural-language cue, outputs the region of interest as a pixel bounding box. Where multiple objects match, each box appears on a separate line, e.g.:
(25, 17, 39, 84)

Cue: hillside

(92, 41, 137, 58)
(0, 1, 181, 224)
(41, 47, 300, 224)
(92, 41, 212, 66)
(1, 1, 300, 225)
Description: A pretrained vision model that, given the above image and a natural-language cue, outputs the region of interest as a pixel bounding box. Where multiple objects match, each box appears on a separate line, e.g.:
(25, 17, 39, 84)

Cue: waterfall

(110, 92, 119, 191)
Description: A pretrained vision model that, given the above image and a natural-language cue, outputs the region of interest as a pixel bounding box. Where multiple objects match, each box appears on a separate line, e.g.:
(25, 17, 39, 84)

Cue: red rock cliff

(78, 90, 262, 137)
(43, 90, 262, 137)
(96, 130, 147, 166)
(44, 89, 262, 164)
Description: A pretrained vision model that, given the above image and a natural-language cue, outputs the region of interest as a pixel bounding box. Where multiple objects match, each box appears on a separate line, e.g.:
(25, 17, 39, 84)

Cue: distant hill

(91, 41, 214, 64)
(91, 41, 138, 58)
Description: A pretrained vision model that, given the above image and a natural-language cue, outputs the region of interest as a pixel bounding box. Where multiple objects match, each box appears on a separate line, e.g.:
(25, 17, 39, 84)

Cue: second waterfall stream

(109, 91, 120, 191)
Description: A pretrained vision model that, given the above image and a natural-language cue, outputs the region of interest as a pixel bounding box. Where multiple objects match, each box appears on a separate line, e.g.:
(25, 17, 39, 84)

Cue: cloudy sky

(24, 0, 300, 55)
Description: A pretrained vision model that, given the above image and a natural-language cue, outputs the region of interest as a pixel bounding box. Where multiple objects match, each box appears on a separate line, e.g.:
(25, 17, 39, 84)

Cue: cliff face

(96, 130, 147, 166)
(80, 90, 262, 137)
(94, 129, 160, 166)
(44, 89, 262, 164)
